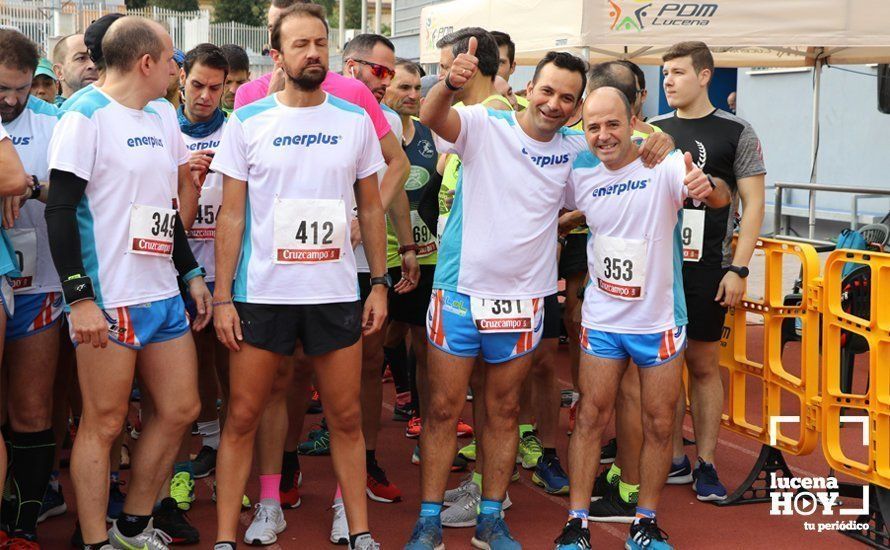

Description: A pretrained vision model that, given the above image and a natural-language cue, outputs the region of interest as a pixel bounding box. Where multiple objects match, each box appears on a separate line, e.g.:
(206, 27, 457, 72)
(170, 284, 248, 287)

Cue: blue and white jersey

(210, 93, 385, 305)
(182, 122, 226, 282)
(432, 105, 586, 300)
(48, 87, 189, 308)
(3, 96, 61, 294)
(566, 150, 688, 333)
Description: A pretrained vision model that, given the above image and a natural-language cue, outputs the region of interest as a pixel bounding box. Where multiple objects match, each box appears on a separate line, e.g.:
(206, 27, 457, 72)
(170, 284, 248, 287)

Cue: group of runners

(0, 0, 766, 549)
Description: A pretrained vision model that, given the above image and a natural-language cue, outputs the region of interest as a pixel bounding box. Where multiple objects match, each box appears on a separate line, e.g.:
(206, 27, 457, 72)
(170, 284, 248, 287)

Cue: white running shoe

(330, 501, 349, 545)
(108, 519, 172, 550)
(244, 499, 286, 545)
(444, 473, 475, 506)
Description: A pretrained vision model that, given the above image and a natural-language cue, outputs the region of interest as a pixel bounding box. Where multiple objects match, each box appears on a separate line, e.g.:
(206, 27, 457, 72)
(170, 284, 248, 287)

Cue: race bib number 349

(593, 235, 647, 301)
(470, 297, 534, 333)
(129, 204, 176, 257)
(273, 198, 346, 264)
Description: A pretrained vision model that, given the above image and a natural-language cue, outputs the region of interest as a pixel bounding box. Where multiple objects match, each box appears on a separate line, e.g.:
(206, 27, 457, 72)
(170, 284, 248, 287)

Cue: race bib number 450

(470, 297, 534, 333)
(129, 204, 176, 257)
(273, 198, 346, 264)
(593, 235, 647, 301)
(187, 186, 222, 241)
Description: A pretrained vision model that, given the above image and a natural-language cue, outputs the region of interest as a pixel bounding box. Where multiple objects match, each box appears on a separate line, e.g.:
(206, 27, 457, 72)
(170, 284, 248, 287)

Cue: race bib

(682, 208, 705, 262)
(593, 235, 647, 301)
(187, 186, 222, 241)
(411, 211, 437, 257)
(128, 204, 175, 257)
(436, 213, 449, 245)
(8, 228, 37, 291)
(273, 198, 346, 264)
(470, 297, 534, 333)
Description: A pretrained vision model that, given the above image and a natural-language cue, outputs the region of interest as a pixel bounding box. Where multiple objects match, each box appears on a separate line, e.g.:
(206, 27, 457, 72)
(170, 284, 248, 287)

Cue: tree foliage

(213, 0, 267, 27)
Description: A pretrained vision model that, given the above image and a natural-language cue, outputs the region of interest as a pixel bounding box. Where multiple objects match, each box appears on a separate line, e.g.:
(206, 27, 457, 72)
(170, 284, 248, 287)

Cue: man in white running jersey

(210, 5, 388, 550)
(45, 17, 212, 550)
(552, 87, 729, 550)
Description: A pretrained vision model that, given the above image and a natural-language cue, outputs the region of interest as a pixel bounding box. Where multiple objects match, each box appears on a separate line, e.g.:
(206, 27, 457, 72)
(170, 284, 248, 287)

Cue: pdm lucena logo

(608, 0, 719, 32)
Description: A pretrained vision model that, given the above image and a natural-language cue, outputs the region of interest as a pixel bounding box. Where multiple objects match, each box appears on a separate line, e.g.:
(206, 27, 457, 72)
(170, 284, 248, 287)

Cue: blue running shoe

(626, 517, 672, 550)
(666, 456, 692, 485)
(106, 479, 127, 521)
(472, 514, 521, 549)
(532, 455, 569, 495)
(37, 483, 67, 523)
(692, 458, 727, 501)
(553, 518, 590, 549)
(404, 516, 445, 550)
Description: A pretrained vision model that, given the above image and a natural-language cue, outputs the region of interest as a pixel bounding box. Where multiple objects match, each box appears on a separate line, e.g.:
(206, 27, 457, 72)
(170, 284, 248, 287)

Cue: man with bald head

(46, 16, 211, 550)
(52, 33, 97, 106)
(552, 87, 730, 550)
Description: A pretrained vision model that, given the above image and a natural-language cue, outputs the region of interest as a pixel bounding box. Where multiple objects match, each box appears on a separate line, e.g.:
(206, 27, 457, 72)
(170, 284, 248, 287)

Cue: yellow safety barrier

(818, 249, 890, 489)
(718, 237, 821, 456)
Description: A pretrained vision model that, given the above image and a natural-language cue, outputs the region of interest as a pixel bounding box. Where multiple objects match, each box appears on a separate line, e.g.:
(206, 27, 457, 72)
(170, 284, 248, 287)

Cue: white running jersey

(210, 93, 385, 305)
(565, 150, 688, 333)
(48, 88, 190, 309)
(433, 106, 586, 299)
(182, 122, 226, 282)
(3, 96, 61, 294)
(355, 104, 402, 274)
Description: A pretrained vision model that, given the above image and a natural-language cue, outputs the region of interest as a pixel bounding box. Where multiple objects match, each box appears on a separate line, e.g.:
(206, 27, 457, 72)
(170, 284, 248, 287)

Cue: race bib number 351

(470, 297, 534, 333)
(129, 204, 176, 257)
(273, 198, 346, 264)
(593, 235, 647, 301)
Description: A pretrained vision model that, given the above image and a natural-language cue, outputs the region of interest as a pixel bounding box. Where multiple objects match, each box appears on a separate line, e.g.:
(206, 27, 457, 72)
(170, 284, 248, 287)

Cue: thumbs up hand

(683, 151, 713, 201)
(445, 36, 479, 90)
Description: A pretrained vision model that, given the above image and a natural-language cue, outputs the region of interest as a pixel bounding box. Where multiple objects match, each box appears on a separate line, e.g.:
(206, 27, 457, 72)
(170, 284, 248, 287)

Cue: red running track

(38, 325, 869, 548)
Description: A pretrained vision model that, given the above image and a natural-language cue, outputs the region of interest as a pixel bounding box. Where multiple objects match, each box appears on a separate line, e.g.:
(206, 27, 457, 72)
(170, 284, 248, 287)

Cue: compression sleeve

(44, 169, 87, 282)
(172, 212, 200, 278)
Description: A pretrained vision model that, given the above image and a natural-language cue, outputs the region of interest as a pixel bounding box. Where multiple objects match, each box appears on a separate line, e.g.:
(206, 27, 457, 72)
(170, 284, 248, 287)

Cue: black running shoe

(588, 489, 636, 524)
(191, 445, 217, 479)
(554, 518, 591, 549)
(600, 438, 617, 464)
(153, 497, 200, 545)
(591, 468, 619, 501)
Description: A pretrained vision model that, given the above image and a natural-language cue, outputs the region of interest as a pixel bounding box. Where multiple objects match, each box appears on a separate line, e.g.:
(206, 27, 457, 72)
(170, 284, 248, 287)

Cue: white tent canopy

(419, 0, 890, 67)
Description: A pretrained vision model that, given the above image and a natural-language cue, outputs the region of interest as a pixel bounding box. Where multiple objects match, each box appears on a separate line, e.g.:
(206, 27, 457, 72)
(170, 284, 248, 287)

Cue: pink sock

(334, 484, 342, 502)
(259, 474, 281, 503)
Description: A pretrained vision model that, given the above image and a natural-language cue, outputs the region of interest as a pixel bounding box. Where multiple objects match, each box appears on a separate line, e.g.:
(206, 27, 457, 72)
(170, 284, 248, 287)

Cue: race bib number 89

(273, 198, 346, 264)
(470, 297, 534, 333)
(593, 235, 647, 301)
(129, 204, 176, 257)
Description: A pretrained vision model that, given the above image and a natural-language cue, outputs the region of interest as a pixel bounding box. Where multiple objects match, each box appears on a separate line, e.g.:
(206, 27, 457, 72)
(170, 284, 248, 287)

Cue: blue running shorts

(68, 295, 189, 350)
(580, 326, 687, 368)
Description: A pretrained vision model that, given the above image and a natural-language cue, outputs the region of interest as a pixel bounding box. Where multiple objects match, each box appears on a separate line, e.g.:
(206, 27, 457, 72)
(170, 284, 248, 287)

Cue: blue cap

(173, 48, 185, 67)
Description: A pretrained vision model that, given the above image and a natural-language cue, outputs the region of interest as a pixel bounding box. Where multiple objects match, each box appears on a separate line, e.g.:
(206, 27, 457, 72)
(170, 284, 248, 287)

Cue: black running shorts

(559, 233, 588, 279)
(388, 264, 436, 326)
(234, 301, 362, 356)
(542, 293, 563, 340)
(683, 266, 729, 342)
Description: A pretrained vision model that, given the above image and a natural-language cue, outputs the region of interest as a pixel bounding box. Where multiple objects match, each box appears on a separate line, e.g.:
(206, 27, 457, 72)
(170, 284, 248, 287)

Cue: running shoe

(393, 392, 413, 421)
(37, 482, 67, 523)
(456, 418, 474, 438)
(108, 518, 172, 550)
(330, 501, 348, 545)
(5, 534, 40, 550)
(411, 445, 468, 472)
(106, 479, 127, 522)
(190, 446, 217, 479)
(279, 469, 302, 509)
(306, 389, 322, 414)
(511, 464, 520, 483)
(350, 533, 380, 550)
(244, 500, 286, 545)
(588, 490, 635, 524)
(567, 403, 576, 436)
(153, 497, 200, 545)
(466, 387, 473, 401)
(532, 454, 569, 495)
(298, 424, 330, 455)
(382, 365, 393, 383)
(517, 430, 543, 469)
(405, 515, 444, 550)
(666, 455, 692, 485)
(600, 438, 617, 464)
(366, 462, 402, 503)
(626, 517, 673, 550)
(553, 518, 591, 550)
(170, 472, 196, 511)
(591, 468, 619, 501)
(406, 416, 422, 439)
(210, 481, 251, 509)
(441, 481, 481, 528)
(471, 514, 520, 550)
(444, 473, 475, 506)
(692, 458, 727, 501)
(129, 410, 142, 440)
(458, 439, 477, 461)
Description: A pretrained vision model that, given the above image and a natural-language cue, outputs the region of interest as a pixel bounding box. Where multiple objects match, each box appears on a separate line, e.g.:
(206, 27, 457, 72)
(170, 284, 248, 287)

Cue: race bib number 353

(470, 297, 534, 333)
(593, 235, 647, 301)
(273, 198, 346, 264)
(129, 204, 176, 257)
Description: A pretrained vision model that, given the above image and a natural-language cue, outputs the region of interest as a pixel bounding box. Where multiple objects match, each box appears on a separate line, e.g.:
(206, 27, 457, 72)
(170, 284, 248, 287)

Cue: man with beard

(210, 5, 389, 550)
(51, 33, 97, 106)
(219, 44, 249, 116)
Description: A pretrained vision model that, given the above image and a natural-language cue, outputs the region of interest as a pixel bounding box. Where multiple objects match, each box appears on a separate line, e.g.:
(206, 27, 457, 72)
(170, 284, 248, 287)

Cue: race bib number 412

(470, 297, 534, 333)
(129, 204, 176, 257)
(273, 198, 346, 264)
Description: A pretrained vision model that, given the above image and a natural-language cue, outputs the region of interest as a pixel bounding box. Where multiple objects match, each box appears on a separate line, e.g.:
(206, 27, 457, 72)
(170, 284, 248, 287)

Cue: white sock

(198, 419, 221, 449)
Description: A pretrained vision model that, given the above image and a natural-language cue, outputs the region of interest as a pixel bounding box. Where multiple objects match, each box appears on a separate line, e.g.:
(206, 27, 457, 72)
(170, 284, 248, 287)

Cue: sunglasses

(352, 59, 395, 80)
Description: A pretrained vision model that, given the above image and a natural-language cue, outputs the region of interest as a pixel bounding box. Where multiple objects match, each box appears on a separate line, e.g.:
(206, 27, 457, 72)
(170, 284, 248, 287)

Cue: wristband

(62, 275, 95, 305)
(212, 300, 233, 307)
(29, 176, 41, 200)
(398, 244, 418, 255)
(444, 74, 462, 92)
(182, 266, 206, 283)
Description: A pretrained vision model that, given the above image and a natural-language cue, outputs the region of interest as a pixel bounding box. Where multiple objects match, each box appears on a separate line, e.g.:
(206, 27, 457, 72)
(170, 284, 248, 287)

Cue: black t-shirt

(404, 119, 442, 238)
(650, 109, 765, 269)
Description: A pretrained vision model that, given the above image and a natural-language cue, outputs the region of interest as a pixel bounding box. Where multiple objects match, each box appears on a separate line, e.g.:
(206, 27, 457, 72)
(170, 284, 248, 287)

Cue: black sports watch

(727, 265, 749, 278)
(370, 274, 393, 288)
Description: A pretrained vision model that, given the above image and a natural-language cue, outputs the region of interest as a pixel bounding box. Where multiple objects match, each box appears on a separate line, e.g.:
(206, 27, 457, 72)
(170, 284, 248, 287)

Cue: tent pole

(810, 57, 822, 185)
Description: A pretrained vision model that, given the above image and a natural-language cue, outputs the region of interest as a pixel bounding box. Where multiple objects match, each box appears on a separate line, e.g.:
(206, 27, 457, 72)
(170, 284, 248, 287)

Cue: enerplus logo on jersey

(520, 147, 569, 168)
(767, 416, 870, 533)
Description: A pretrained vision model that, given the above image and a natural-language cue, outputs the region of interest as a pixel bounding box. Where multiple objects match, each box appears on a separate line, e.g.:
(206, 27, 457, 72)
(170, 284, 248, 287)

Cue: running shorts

(68, 295, 190, 350)
(234, 300, 362, 356)
(559, 233, 588, 279)
(580, 326, 687, 368)
(426, 289, 545, 364)
(6, 292, 63, 341)
(683, 266, 729, 342)
(388, 264, 435, 326)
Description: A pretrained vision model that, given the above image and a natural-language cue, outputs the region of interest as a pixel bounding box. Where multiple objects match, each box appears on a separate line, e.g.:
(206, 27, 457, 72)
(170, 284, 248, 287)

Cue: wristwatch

(727, 265, 749, 278)
(370, 274, 393, 288)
